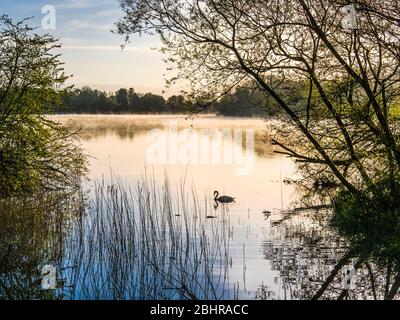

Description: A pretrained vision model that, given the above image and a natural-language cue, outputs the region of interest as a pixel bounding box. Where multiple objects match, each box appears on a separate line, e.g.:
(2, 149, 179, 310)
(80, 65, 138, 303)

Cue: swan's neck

(214, 191, 219, 200)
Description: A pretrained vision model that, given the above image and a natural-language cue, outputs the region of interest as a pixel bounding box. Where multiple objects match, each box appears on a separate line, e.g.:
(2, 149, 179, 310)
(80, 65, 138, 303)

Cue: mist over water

(1, 115, 385, 300)
(55, 115, 338, 299)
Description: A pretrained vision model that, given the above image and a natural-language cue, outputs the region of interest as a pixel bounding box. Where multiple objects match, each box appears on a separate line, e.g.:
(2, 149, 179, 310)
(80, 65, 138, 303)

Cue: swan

(214, 191, 235, 204)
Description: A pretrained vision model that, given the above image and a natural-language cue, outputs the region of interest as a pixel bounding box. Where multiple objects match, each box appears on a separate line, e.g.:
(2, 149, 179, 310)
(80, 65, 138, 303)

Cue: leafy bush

(0, 16, 86, 196)
(332, 178, 400, 269)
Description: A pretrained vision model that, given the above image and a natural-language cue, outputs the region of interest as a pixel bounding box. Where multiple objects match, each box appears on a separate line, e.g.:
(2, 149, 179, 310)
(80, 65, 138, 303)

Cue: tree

(116, 0, 400, 297)
(116, 0, 400, 194)
(61, 87, 115, 114)
(141, 92, 166, 113)
(115, 88, 129, 112)
(0, 16, 86, 196)
(166, 95, 188, 113)
(128, 87, 142, 112)
(214, 86, 274, 117)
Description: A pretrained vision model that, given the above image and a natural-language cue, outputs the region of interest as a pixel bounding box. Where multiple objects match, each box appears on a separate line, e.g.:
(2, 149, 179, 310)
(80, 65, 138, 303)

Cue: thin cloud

(67, 20, 111, 32)
(62, 45, 161, 53)
(57, 0, 112, 10)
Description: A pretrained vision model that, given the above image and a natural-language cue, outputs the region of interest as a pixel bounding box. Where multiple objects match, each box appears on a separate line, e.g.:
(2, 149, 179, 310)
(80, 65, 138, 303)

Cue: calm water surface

(54, 115, 339, 299)
(1, 115, 352, 300)
(1, 115, 394, 299)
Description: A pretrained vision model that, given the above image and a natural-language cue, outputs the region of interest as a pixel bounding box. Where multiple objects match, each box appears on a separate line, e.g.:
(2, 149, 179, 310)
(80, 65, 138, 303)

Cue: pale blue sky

(1, 0, 175, 95)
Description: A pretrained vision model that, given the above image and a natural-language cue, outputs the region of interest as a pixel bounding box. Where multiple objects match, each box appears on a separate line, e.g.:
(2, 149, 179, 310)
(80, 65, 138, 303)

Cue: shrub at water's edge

(331, 178, 400, 270)
(0, 16, 87, 197)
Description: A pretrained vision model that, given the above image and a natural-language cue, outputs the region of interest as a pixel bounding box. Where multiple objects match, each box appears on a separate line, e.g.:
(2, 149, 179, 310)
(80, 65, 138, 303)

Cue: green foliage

(0, 190, 84, 299)
(0, 16, 86, 197)
(59, 85, 284, 117)
(61, 87, 172, 114)
(332, 178, 400, 269)
(215, 87, 271, 117)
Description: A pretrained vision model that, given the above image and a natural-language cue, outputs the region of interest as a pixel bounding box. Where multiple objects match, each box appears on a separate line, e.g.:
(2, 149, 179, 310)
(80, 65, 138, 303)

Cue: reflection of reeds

(0, 190, 85, 300)
(67, 176, 234, 300)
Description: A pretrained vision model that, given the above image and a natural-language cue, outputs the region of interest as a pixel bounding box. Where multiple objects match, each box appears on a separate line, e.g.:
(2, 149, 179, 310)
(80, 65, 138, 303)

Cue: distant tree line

(58, 86, 284, 117)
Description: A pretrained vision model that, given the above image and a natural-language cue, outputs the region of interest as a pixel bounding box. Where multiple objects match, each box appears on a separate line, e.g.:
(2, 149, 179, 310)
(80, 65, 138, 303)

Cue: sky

(1, 0, 176, 95)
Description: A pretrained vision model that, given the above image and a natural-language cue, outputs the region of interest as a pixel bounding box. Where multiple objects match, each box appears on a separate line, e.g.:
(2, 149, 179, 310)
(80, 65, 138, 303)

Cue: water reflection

(261, 207, 348, 299)
(261, 205, 400, 300)
(1, 115, 399, 300)
(0, 191, 84, 299)
(1, 182, 399, 299)
(53, 115, 277, 158)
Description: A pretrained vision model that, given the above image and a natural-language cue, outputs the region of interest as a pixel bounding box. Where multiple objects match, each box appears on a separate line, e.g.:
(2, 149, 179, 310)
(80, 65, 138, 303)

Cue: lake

(0, 115, 359, 300)
(61, 115, 349, 300)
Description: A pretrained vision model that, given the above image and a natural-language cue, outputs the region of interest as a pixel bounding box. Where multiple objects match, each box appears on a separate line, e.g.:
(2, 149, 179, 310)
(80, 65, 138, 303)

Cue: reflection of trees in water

(2, 182, 399, 300)
(261, 208, 346, 299)
(59, 117, 278, 158)
(0, 181, 234, 300)
(77, 121, 163, 141)
(0, 191, 84, 299)
(260, 207, 400, 300)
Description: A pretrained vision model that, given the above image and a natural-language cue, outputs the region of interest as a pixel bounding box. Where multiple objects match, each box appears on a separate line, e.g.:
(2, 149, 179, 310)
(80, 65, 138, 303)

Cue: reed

(65, 175, 235, 300)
